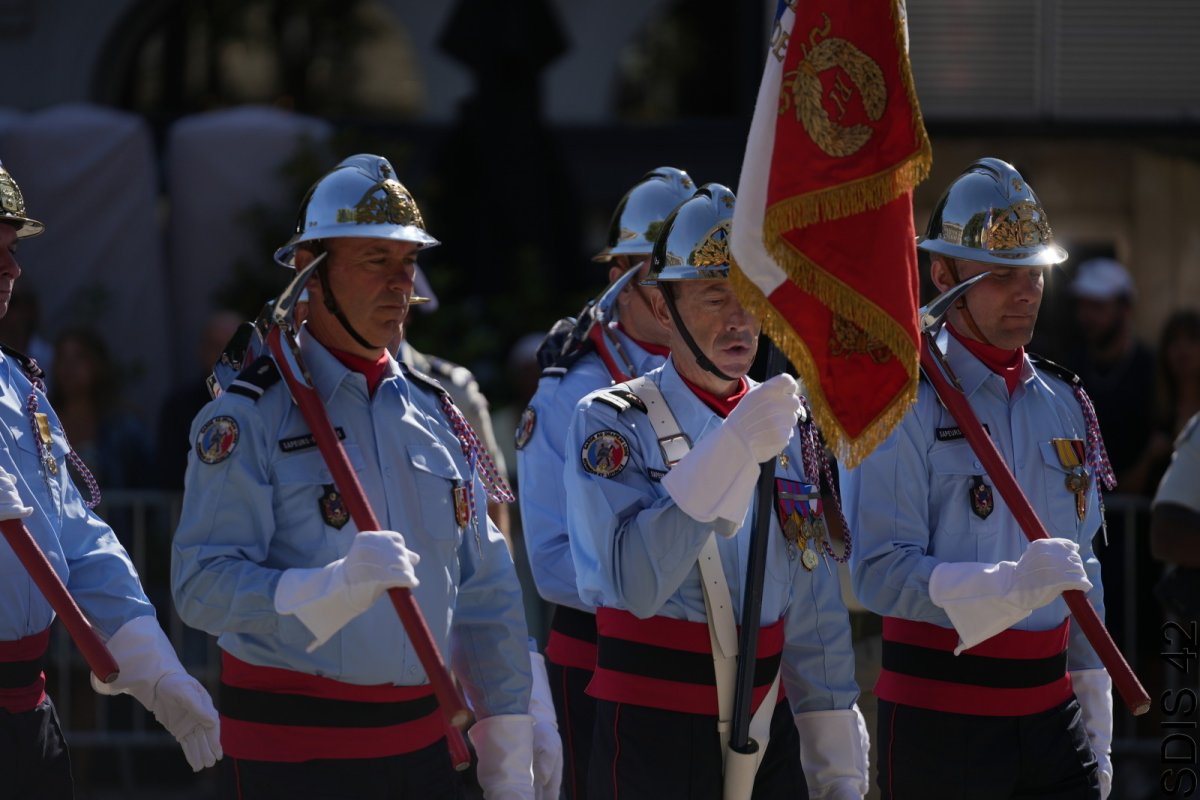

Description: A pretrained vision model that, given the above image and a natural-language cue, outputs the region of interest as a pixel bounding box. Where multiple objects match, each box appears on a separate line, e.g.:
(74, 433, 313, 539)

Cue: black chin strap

(317, 258, 388, 351)
(659, 284, 735, 382)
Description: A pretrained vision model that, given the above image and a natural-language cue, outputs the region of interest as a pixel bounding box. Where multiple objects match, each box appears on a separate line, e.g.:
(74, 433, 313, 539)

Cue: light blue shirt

(171, 327, 531, 717)
(0, 353, 152, 640)
(844, 333, 1105, 671)
(517, 324, 665, 610)
(565, 357, 858, 714)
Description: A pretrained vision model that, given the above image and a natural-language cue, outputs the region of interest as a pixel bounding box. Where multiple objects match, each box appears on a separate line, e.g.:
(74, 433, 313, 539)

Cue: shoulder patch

(515, 406, 537, 450)
(196, 416, 240, 464)
(227, 355, 281, 401)
(581, 430, 630, 478)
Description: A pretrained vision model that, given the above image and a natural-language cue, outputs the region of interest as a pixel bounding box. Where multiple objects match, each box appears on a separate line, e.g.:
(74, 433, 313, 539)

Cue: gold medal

(1052, 438, 1090, 522)
(34, 413, 57, 475)
(783, 511, 804, 547)
(801, 548, 819, 571)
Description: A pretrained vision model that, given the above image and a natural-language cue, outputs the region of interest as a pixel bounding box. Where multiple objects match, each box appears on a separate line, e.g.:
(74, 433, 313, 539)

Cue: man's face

(301, 237, 418, 356)
(0, 225, 22, 321)
(653, 279, 760, 383)
(932, 256, 1045, 350)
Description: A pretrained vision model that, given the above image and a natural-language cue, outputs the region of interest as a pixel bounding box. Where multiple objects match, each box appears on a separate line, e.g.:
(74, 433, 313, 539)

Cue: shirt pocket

(928, 441, 1000, 548)
(1037, 441, 1085, 537)
(271, 446, 367, 566)
(407, 443, 465, 541)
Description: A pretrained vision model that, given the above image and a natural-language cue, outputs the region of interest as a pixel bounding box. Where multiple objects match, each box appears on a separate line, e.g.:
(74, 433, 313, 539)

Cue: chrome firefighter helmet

(918, 157, 1066, 267)
(274, 154, 439, 267)
(593, 166, 696, 262)
(0, 163, 43, 239)
(643, 183, 736, 285)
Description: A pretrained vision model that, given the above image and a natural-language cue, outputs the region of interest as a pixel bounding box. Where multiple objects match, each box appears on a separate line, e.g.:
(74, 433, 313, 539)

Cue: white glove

(91, 615, 221, 771)
(469, 713, 536, 800)
(929, 538, 1092, 654)
(662, 374, 802, 527)
(0, 468, 33, 520)
(528, 652, 563, 800)
(1073, 669, 1113, 799)
(274, 530, 420, 651)
(793, 706, 870, 799)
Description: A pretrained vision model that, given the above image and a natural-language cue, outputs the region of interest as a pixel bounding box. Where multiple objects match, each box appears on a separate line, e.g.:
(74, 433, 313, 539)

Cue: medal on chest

(318, 484, 351, 529)
(453, 481, 472, 528)
(33, 412, 57, 475)
(1051, 438, 1089, 521)
(969, 475, 993, 519)
(776, 478, 823, 571)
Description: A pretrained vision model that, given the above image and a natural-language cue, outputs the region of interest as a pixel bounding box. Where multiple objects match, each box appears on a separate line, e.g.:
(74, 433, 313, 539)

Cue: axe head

(272, 253, 326, 328)
(918, 272, 990, 335)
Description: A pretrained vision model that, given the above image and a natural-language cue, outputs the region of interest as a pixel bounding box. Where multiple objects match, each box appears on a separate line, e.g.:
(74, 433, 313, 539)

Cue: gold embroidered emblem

(780, 25, 888, 159)
(830, 315, 892, 364)
(337, 179, 425, 228)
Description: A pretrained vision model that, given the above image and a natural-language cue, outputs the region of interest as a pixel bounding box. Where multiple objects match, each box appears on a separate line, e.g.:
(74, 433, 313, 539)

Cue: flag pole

(728, 341, 787, 755)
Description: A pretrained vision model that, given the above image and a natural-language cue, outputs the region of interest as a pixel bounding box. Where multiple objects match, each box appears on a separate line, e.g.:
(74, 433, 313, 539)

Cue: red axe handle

(920, 337, 1150, 716)
(266, 329, 472, 768)
(0, 518, 120, 683)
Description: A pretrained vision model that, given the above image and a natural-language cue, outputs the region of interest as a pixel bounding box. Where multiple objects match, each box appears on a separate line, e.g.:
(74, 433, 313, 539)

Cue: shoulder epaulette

(403, 363, 451, 400)
(226, 355, 281, 401)
(1029, 353, 1084, 389)
(0, 344, 46, 386)
(593, 387, 647, 415)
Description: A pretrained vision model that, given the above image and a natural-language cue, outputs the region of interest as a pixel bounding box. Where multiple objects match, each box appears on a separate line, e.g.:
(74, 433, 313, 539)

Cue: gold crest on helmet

(0, 166, 27, 216)
(689, 220, 732, 268)
(340, 180, 426, 228)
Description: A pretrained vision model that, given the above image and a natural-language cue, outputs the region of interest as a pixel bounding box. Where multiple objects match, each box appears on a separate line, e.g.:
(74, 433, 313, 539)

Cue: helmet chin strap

(945, 258, 994, 347)
(316, 257, 389, 351)
(659, 284, 735, 382)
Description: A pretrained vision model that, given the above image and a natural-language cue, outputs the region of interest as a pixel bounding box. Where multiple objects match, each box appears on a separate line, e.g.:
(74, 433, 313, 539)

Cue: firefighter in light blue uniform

(516, 167, 689, 797)
(172, 155, 551, 799)
(0, 161, 220, 799)
(566, 184, 867, 800)
(844, 159, 1112, 800)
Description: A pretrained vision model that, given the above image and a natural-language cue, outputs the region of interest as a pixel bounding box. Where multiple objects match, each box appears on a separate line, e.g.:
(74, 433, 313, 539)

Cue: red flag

(731, 0, 931, 467)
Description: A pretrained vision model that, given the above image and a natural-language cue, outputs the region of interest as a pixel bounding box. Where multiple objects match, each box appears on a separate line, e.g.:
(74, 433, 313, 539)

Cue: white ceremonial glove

(793, 705, 870, 799)
(470, 713, 537, 800)
(929, 538, 1092, 654)
(1073, 669, 1113, 799)
(274, 530, 420, 651)
(0, 468, 34, 520)
(90, 615, 221, 771)
(528, 652, 563, 800)
(662, 374, 802, 528)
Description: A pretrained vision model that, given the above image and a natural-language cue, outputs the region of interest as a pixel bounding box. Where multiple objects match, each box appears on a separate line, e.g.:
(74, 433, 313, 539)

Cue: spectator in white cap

(1067, 257, 1157, 488)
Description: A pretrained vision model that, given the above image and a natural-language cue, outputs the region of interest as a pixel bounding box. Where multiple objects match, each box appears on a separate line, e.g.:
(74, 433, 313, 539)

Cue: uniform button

(409, 666, 418, 675)
(973, 461, 982, 470)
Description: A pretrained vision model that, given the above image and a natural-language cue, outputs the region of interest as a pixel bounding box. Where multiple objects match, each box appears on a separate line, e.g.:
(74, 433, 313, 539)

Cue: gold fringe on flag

(731, 264, 918, 468)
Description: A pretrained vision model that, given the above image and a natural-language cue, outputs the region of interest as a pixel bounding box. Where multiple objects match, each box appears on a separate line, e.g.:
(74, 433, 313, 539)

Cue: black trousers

(228, 738, 464, 800)
(588, 699, 807, 800)
(0, 697, 74, 800)
(876, 698, 1100, 800)
(547, 658, 595, 800)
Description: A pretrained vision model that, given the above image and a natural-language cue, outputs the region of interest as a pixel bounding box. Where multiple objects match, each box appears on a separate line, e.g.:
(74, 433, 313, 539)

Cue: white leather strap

(623, 375, 743, 761)
(625, 375, 692, 466)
